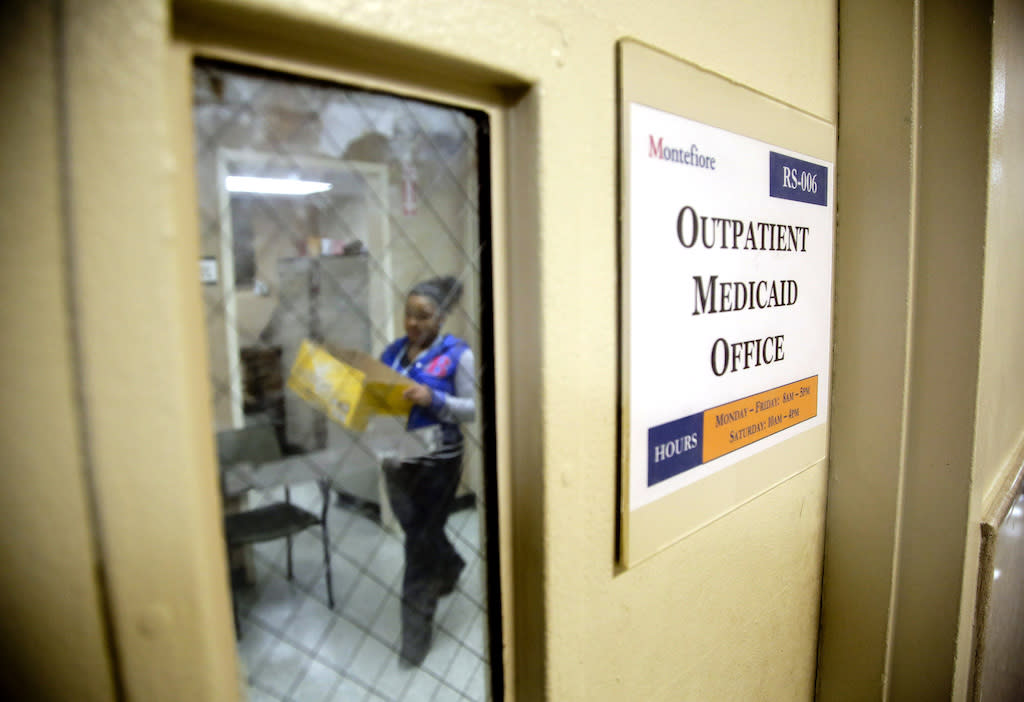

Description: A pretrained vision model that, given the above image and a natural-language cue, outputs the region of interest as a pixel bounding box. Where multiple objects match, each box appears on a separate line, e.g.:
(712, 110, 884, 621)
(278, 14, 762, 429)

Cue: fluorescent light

(226, 176, 332, 195)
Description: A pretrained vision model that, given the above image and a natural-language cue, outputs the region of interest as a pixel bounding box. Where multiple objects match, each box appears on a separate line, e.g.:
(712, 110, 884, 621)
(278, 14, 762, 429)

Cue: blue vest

(380, 334, 469, 445)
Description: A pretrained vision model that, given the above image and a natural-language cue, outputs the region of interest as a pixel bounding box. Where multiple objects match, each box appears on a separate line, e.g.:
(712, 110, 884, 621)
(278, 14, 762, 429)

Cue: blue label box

(769, 151, 828, 206)
(648, 412, 704, 486)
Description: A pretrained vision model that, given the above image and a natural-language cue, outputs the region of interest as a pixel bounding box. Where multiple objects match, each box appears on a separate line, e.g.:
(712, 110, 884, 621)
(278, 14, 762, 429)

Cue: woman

(381, 275, 476, 667)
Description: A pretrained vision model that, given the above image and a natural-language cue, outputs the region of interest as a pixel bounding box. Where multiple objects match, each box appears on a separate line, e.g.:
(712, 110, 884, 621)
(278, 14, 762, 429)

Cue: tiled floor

(232, 483, 490, 701)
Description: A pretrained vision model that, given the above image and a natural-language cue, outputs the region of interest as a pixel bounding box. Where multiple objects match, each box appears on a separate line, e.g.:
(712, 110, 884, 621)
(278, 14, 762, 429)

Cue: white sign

(627, 103, 834, 510)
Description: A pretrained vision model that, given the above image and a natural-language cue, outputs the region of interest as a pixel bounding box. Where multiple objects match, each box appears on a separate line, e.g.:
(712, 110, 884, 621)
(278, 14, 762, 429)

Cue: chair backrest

(216, 424, 282, 468)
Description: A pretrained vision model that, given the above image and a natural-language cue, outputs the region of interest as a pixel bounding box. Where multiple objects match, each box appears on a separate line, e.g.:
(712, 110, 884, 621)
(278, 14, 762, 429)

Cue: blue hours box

(648, 412, 704, 486)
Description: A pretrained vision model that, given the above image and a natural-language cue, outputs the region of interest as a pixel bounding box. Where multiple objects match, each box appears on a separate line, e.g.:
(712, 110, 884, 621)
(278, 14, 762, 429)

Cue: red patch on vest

(425, 355, 452, 376)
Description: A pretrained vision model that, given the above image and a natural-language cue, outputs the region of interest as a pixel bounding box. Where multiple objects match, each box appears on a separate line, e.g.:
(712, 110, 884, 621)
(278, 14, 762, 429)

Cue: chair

(216, 424, 335, 637)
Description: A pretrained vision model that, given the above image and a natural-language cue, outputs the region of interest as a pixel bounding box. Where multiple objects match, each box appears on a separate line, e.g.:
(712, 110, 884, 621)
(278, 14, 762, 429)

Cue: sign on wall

(618, 40, 836, 566)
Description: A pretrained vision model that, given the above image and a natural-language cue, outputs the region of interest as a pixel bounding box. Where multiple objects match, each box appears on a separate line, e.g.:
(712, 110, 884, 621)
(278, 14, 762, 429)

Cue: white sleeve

(430, 349, 476, 424)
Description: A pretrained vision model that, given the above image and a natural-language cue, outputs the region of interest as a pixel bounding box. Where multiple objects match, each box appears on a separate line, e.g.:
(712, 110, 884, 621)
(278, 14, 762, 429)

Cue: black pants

(384, 450, 465, 662)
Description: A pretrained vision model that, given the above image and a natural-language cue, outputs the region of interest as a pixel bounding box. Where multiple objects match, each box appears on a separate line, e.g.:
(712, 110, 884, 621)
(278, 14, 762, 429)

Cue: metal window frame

(171, 32, 513, 701)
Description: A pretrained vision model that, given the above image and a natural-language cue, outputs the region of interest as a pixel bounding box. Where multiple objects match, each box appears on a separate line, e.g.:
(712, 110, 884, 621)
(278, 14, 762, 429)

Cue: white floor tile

(238, 618, 282, 665)
(313, 618, 358, 670)
(464, 614, 487, 659)
(366, 597, 402, 646)
(249, 578, 305, 633)
(465, 659, 488, 701)
(437, 640, 482, 694)
(286, 659, 338, 702)
(236, 503, 490, 701)
(437, 592, 475, 640)
(369, 656, 420, 699)
(348, 633, 393, 677)
(397, 668, 442, 700)
(365, 539, 405, 585)
(251, 638, 308, 697)
(325, 675, 373, 702)
(244, 685, 279, 702)
(282, 595, 333, 651)
(432, 679, 475, 702)
(340, 574, 390, 630)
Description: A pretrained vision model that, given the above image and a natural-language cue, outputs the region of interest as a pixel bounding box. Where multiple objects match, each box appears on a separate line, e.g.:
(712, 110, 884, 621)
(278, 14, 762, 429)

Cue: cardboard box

(286, 340, 414, 431)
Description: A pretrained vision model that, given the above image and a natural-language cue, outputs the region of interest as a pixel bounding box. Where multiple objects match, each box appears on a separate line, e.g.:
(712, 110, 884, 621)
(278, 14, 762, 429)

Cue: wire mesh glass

(192, 58, 497, 702)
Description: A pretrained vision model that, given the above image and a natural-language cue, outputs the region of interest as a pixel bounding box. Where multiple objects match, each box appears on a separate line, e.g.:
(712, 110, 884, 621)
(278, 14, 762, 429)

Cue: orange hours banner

(702, 376, 818, 462)
(646, 376, 818, 486)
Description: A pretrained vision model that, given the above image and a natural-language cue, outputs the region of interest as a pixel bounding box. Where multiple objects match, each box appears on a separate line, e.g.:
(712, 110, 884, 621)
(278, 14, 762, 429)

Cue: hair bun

(411, 275, 463, 313)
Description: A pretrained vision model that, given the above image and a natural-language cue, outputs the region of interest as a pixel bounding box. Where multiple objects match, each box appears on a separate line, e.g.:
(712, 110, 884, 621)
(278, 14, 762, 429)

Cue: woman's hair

(409, 275, 463, 316)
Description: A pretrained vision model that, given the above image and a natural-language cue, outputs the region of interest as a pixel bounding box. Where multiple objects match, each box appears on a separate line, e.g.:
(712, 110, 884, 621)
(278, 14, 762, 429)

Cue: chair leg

(226, 559, 241, 639)
(286, 534, 294, 580)
(232, 591, 241, 639)
(319, 480, 334, 608)
(323, 525, 334, 609)
(285, 485, 294, 580)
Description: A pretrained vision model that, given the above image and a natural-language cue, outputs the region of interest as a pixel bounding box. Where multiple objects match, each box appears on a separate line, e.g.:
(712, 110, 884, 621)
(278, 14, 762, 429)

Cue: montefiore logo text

(648, 135, 716, 171)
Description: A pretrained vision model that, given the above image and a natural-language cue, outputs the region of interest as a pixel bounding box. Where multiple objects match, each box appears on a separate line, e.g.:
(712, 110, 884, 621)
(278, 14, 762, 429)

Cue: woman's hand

(403, 383, 433, 407)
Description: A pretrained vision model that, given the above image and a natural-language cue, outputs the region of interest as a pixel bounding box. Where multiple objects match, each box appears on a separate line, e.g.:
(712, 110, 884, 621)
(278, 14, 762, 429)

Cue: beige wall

(0, 2, 118, 699)
(976, 0, 1024, 505)
(817, 3, 917, 697)
(21, 0, 1024, 700)
(45, 0, 241, 698)
(967, 0, 1024, 698)
(176, 1, 837, 700)
(818, 1, 1024, 700)
(22, 0, 838, 699)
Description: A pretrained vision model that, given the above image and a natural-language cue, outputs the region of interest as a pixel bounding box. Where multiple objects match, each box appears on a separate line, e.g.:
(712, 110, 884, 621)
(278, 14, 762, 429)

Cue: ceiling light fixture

(226, 176, 332, 195)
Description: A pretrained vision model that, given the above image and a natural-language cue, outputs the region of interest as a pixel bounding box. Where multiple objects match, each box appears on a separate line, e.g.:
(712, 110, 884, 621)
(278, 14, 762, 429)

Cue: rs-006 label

(769, 152, 828, 207)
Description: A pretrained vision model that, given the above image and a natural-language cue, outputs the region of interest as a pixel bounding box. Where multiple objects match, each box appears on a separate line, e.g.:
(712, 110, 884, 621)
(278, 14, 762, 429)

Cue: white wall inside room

(193, 71, 483, 462)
